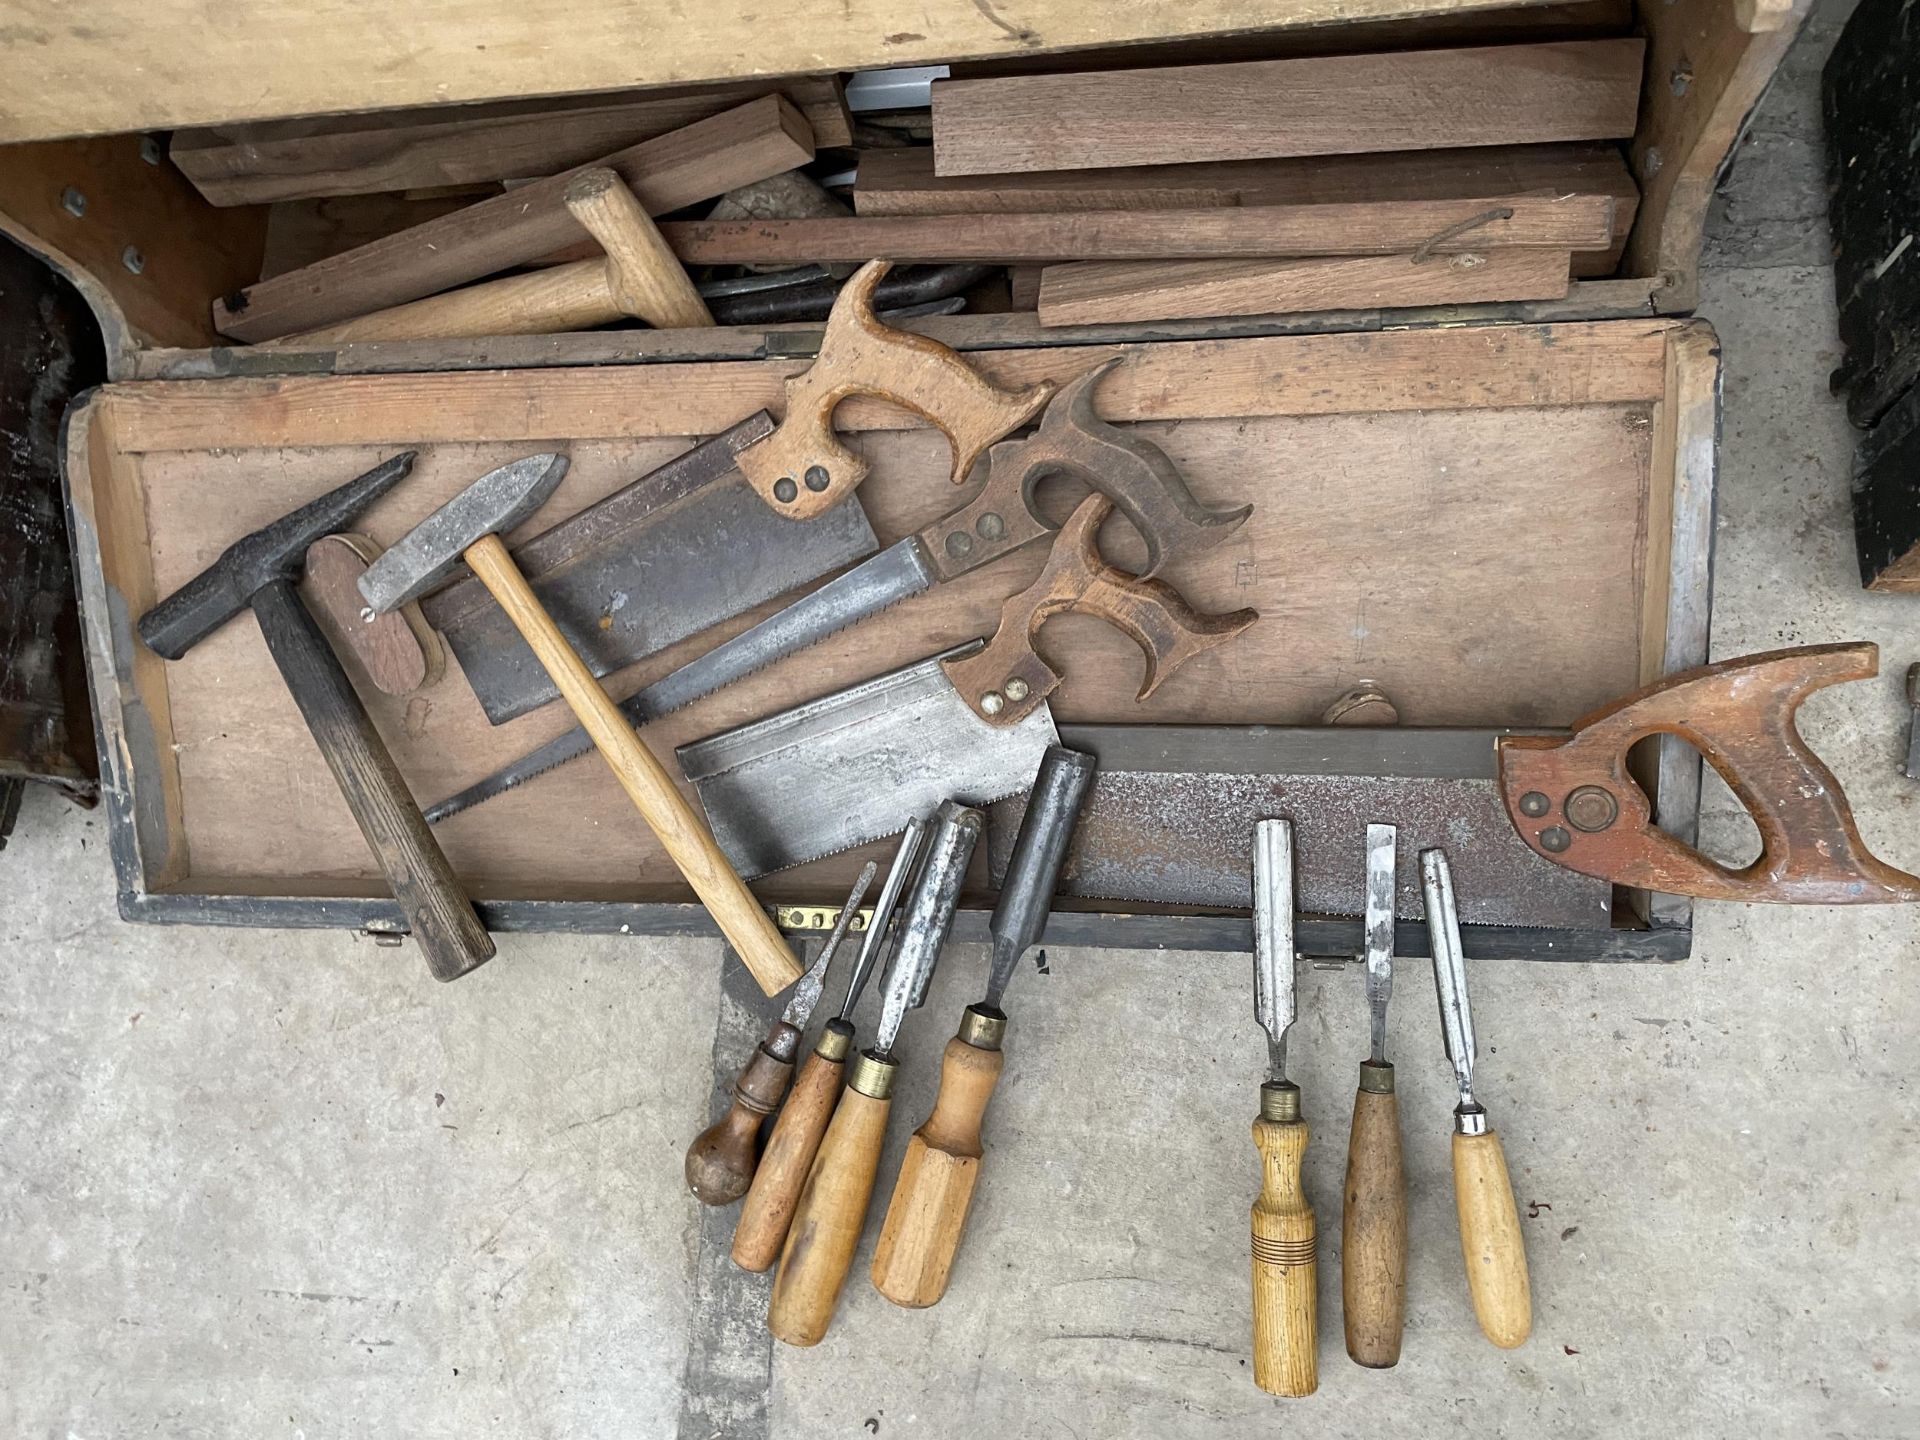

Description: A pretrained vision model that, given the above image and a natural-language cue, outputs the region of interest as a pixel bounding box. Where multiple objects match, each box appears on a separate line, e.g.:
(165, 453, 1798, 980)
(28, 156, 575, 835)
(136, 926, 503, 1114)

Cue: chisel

(1343, 823, 1408, 1368)
(767, 802, 981, 1346)
(685, 860, 878, 1206)
(1251, 818, 1316, 1397)
(871, 746, 1097, 1308)
(732, 820, 929, 1272)
(1420, 847, 1532, 1349)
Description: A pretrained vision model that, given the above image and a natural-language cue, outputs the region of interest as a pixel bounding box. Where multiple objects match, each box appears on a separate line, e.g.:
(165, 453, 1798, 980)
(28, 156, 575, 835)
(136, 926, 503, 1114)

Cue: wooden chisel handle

(871, 1008, 1006, 1308)
(1252, 1085, 1317, 1396)
(732, 1021, 853, 1272)
(462, 533, 801, 996)
(1342, 1061, 1407, 1368)
(767, 1053, 895, 1346)
(685, 1022, 799, 1207)
(1453, 1127, 1532, 1348)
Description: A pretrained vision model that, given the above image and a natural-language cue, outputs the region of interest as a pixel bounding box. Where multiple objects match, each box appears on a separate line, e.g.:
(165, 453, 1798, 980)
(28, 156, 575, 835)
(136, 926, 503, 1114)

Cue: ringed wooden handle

(1252, 1109, 1318, 1396)
(564, 168, 714, 329)
(1453, 1128, 1532, 1348)
(685, 1037, 795, 1206)
(462, 533, 801, 995)
(768, 1079, 893, 1346)
(1342, 1064, 1407, 1368)
(871, 1031, 1005, 1308)
(733, 1037, 849, 1272)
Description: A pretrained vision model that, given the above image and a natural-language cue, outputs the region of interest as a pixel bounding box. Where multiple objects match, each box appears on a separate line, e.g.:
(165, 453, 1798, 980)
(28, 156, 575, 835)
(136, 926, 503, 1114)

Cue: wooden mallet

(358, 453, 801, 996)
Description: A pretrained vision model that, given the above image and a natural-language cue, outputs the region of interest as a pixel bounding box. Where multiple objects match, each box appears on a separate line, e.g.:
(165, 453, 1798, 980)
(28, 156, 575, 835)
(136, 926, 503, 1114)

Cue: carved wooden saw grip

(735, 260, 1055, 521)
(942, 492, 1259, 726)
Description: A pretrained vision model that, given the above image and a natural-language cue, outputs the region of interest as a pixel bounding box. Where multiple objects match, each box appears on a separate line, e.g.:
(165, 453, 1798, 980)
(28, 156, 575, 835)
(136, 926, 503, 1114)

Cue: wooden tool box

(2, 0, 1805, 962)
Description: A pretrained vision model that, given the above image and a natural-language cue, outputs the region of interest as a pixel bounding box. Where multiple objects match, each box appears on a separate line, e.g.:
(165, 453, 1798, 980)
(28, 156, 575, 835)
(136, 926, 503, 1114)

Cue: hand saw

(421, 359, 1252, 823)
(416, 260, 1054, 725)
(677, 506, 1258, 876)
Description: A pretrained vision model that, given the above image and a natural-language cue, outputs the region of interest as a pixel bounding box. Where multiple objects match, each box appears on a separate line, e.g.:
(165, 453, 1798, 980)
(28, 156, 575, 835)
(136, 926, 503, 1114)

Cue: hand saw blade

(984, 725, 1612, 931)
(676, 643, 1059, 878)
(418, 417, 879, 725)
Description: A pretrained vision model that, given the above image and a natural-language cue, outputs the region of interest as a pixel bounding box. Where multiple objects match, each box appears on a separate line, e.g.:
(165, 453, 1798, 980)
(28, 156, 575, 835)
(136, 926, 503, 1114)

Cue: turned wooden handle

(462, 533, 800, 995)
(564, 168, 714, 329)
(686, 1037, 795, 1207)
(1252, 1111, 1318, 1396)
(1342, 1064, 1407, 1368)
(733, 1036, 849, 1273)
(1453, 1128, 1532, 1348)
(871, 1032, 1005, 1308)
(768, 1080, 892, 1346)
(278, 261, 624, 346)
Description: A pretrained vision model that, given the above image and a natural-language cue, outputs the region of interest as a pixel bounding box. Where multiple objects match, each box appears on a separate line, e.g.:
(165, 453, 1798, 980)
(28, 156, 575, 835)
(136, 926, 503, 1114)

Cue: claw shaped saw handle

(943, 492, 1259, 727)
(916, 357, 1253, 582)
(736, 260, 1055, 521)
(1496, 642, 1920, 903)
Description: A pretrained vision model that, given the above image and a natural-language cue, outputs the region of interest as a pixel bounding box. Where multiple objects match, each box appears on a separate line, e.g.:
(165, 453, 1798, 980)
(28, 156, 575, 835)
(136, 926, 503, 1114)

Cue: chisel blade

(677, 644, 1059, 878)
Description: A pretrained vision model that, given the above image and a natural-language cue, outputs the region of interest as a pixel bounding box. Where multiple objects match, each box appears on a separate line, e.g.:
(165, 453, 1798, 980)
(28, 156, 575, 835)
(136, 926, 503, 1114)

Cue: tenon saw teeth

(735, 259, 1055, 521)
(1497, 642, 1920, 903)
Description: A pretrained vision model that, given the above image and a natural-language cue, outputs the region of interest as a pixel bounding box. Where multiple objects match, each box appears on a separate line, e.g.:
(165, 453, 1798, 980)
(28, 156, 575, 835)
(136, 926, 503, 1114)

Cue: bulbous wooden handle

(685, 1040, 794, 1206)
(732, 1044, 848, 1272)
(1453, 1128, 1532, 1349)
(1252, 1111, 1318, 1397)
(1342, 1066, 1407, 1368)
(871, 1033, 1005, 1307)
(768, 1082, 892, 1347)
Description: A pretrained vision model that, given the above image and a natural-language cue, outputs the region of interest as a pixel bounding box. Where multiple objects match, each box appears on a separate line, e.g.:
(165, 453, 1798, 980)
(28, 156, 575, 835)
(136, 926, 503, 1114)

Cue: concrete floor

(5, 7, 1916, 1435)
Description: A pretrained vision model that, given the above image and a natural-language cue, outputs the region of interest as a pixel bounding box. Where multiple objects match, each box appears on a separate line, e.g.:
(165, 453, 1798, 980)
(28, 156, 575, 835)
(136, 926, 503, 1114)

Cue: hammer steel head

(358, 454, 569, 615)
(137, 451, 416, 660)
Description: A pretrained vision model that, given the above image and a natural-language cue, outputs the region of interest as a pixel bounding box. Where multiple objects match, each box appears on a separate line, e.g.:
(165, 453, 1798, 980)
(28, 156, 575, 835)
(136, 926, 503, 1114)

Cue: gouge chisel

(1343, 823, 1408, 1368)
(1251, 818, 1316, 1397)
(767, 802, 980, 1346)
(685, 860, 878, 1206)
(1421, 847, 1532, 1349)
(872, 746, 1097, 1308)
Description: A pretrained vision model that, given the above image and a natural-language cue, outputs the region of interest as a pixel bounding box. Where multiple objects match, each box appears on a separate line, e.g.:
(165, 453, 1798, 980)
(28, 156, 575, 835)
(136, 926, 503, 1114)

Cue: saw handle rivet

(979, 690, 1006, 715)
(804, 465, 831, 493)
(1563, 785, 1619, 833)
(945, 531, 974, 559)
(1517, 791, 1551, 818)
(1538, 826, 1572, 853)
(773, 477, 798, 504)
(976, 511, 1005, 541)
(1003, 677, 1030, 702)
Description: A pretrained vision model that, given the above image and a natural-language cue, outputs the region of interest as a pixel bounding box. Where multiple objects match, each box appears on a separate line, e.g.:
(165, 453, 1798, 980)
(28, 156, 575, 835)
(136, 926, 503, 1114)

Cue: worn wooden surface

(1037, 249, 1573, 325)
(1342, 1074, 1407, 1368)
(214, 97, 812, 342)
(1252, 1111, 1318, 1396)
(733, 1042, 848, 1273)
(260, 194, 479, 280)
(172, 78, 849, 206)
(1452, 1129, 1532, 1349)
(931, 40, 1645, 175)
(684, 1037, 795, 1206)
(299, 533, 441, 696)
(768, 1080, 892, 1346)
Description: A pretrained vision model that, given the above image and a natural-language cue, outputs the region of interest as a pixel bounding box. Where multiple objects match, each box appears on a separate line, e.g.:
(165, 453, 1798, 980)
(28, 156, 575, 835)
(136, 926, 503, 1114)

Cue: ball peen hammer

(137, 452, 494, 982)
(357, 453, 801, 996)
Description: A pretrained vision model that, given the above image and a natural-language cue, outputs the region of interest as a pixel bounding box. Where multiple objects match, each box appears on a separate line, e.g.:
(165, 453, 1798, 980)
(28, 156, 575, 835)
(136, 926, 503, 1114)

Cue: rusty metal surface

(0, 234, 102, 805)
(985, 725, 1612, 930)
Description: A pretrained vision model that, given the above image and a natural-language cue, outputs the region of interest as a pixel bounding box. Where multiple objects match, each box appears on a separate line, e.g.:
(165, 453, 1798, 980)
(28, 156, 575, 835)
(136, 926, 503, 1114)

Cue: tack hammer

(137, 453, 494, 982)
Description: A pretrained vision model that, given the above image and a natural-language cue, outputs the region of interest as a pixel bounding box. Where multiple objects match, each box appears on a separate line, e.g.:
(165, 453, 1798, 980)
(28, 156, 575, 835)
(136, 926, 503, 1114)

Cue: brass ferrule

(1358, 1060, 1396, 1094)
(814, 1017, 853, 1063)
(958, 1004, 1007, 1051)
(848, 1049, 899, 1100)
(1259, 1079, 1301, 1123)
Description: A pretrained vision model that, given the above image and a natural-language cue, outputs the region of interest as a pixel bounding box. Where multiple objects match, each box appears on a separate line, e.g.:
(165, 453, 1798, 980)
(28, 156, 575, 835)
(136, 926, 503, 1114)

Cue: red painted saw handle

(1496, 642, 1920, 903)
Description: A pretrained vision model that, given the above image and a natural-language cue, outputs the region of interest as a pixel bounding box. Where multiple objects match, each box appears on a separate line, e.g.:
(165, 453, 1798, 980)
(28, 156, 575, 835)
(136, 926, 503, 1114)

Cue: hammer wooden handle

(1252, 1110, 1318, 1396)
(1453, 1128, 1532, 1348)
(685, 1028, 797, 1206)
(871, 1032, 1003, 1308)
(1342, 1064, 1407, 1368)
(250, 578, 493, 981)
(461, 532, 801, 995)
(767, 1081, 891, 1346)
(733, 1040, 848, 1273)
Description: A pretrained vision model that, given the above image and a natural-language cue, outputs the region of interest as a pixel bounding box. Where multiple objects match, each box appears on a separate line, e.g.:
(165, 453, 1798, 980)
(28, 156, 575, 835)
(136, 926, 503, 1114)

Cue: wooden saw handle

(917, 357, 1251, 583)
(461, 532, 801, 995)
(1342, 1063, 1407, 1368)
(1497, 642, 1920, 903)
(871, 1026, 1005, 1308)
(734, 259, 1054, 521)
(733, 1027, 851, 1273)
(1252, 1104, 1318, 1396)
(941, 491, 1259, 726)
(1453, 1128, 1532, 1349)
(685, 1024, 798, 1206)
